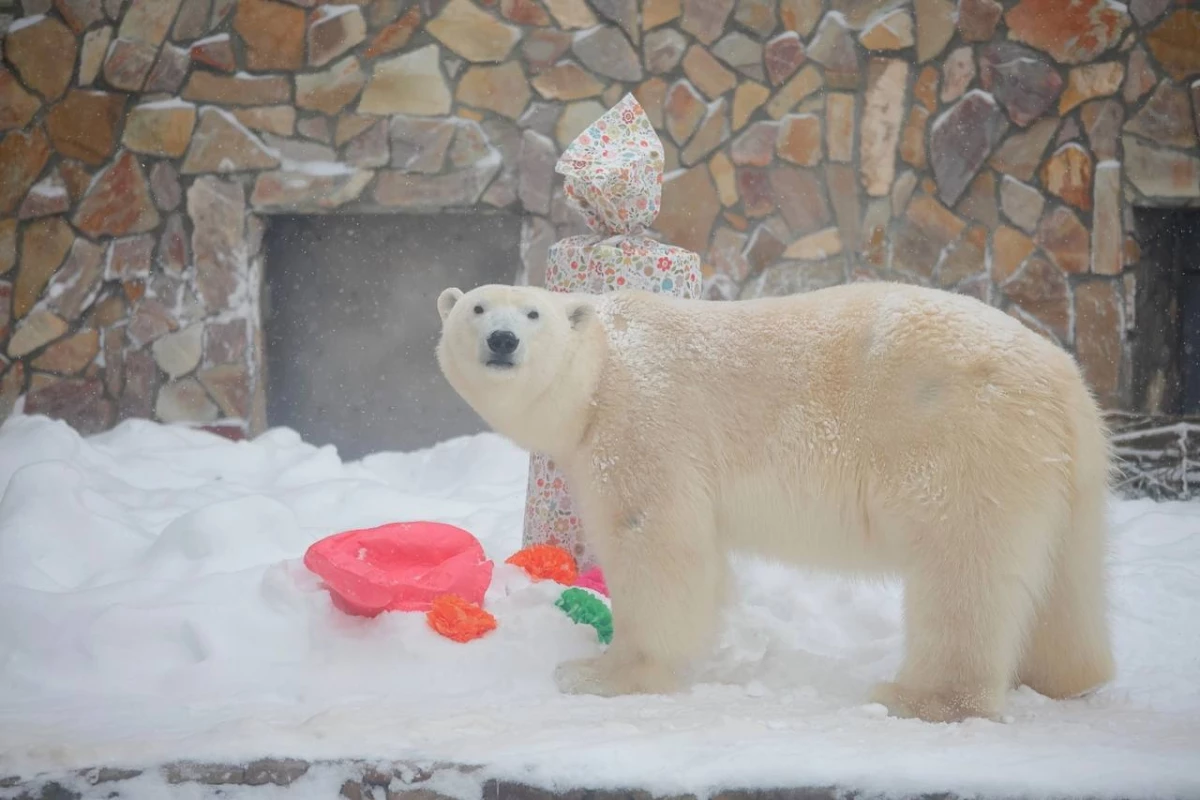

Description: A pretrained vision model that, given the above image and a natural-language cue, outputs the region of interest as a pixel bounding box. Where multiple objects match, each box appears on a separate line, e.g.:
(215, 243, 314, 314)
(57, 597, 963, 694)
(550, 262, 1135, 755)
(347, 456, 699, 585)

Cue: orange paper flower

(425, 594, 497, 643)
(505, 544, 579, 585)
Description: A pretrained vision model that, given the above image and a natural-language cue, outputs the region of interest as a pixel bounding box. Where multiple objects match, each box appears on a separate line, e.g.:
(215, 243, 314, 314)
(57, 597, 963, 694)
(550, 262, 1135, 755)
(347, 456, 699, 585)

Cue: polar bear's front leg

(554, 652, 679, 696)
(554, 502, 726, 698)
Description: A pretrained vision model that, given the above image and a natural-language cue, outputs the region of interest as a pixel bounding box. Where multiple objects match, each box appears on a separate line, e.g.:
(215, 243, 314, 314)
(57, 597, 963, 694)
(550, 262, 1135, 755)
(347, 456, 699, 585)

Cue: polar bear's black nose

(487, 330, 519, 355)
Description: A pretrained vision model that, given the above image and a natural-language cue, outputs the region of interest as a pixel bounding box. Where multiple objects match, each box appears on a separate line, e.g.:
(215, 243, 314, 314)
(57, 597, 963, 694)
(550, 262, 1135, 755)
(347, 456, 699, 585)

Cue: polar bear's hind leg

(1018, 391, 1116, 700)
(871, 505, 1061, 723)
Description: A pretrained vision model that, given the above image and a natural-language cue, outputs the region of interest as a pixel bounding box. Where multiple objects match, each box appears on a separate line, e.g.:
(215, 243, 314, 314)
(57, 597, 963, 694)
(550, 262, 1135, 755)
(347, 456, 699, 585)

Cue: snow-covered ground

(0, 414, 1198, 799)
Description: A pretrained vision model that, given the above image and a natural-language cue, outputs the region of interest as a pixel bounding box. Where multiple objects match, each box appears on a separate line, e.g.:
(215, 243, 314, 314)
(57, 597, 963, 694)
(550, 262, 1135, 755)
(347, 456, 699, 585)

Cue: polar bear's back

(594, 280, 1080, 428)
(587, 281, 1094, 565)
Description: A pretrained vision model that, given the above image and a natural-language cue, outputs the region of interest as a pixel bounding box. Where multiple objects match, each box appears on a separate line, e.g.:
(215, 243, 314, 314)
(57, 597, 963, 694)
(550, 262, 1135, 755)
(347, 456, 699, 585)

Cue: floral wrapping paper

(522, 94, 703, 570)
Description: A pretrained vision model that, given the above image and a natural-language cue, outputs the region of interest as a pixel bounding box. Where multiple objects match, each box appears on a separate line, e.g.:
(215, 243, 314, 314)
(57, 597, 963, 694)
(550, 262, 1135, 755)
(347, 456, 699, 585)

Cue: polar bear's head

(435, 284, 600, 454)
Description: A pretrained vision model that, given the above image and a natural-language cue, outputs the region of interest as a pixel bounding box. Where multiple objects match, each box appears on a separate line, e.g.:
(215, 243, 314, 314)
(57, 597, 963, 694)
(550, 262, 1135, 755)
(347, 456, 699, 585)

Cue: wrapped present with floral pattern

(522, 93, 703, 570)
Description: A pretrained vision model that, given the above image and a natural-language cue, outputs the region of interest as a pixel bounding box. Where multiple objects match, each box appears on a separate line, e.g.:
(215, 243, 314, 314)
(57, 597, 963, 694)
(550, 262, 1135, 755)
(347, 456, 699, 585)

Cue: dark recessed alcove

(1130, 208, 1200, 416)
(262, 213, 522, 460)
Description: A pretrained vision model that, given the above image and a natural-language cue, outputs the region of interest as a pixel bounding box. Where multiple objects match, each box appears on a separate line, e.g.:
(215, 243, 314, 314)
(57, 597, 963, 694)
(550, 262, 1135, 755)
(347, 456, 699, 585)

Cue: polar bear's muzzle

(483, 329, 520, 369)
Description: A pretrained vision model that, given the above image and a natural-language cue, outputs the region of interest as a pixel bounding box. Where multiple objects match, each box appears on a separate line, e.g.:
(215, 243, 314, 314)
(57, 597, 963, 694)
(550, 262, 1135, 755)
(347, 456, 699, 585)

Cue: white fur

(435, 281, 1116, 723)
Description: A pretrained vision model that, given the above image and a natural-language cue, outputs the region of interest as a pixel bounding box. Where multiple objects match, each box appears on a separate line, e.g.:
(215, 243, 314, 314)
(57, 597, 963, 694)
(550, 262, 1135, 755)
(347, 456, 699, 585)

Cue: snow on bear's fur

(435, 281, 1116, 723)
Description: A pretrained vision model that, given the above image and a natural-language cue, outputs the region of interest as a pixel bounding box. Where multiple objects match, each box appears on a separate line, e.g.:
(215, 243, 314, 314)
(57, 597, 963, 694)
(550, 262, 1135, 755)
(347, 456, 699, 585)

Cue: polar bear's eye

(527, 310, 539, 320)
(473, 304, 484, 314)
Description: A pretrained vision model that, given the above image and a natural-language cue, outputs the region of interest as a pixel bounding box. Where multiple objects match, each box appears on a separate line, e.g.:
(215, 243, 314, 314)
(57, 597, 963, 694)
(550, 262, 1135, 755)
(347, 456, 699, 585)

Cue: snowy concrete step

(0, 759, 1149, 800)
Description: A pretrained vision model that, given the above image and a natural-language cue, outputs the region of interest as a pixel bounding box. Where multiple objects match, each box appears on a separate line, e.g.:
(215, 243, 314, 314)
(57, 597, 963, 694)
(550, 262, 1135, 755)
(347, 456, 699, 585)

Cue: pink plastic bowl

(303, 522, 494, 617)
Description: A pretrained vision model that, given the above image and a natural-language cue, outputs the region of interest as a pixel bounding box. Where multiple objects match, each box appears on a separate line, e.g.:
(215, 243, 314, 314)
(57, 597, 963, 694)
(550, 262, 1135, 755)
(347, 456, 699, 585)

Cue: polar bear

(435, 281, 1115, 723)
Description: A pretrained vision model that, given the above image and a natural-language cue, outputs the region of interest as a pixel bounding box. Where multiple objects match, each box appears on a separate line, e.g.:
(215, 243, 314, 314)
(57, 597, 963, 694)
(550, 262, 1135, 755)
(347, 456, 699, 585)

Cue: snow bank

(0, 414, 1197, 799)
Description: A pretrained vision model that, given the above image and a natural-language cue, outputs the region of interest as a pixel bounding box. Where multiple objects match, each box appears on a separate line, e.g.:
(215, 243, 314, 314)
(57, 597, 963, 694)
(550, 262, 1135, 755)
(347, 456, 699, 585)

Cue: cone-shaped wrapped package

(522, 94, 703, 570)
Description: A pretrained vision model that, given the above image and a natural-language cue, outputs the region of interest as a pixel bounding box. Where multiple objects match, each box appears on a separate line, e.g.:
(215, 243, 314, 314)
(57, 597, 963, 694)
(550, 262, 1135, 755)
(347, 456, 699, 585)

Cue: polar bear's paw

(554, 657, 615, 696)
(869, 680, 1002, 724)
(554, 655, 680, 697)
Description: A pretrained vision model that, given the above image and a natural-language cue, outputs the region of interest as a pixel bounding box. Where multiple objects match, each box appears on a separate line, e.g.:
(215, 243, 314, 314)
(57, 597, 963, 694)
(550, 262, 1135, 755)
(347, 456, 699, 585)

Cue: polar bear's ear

(437, 288, 464, 322)
(566, 299, 594, 330)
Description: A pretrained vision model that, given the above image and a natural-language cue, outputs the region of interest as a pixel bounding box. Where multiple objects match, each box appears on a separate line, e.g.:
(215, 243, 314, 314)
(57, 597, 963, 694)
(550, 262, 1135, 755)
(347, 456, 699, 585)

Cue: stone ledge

(0, 759, 1170, 800)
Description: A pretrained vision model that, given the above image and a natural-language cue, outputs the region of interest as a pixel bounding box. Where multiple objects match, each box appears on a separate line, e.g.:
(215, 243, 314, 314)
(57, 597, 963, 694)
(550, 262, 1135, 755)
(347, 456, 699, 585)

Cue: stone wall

(0, 0, 1198, 439)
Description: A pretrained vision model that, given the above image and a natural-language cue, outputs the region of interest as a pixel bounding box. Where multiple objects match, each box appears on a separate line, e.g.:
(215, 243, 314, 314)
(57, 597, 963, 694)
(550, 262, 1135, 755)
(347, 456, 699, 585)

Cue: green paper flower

(555, 587, 613, 645)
